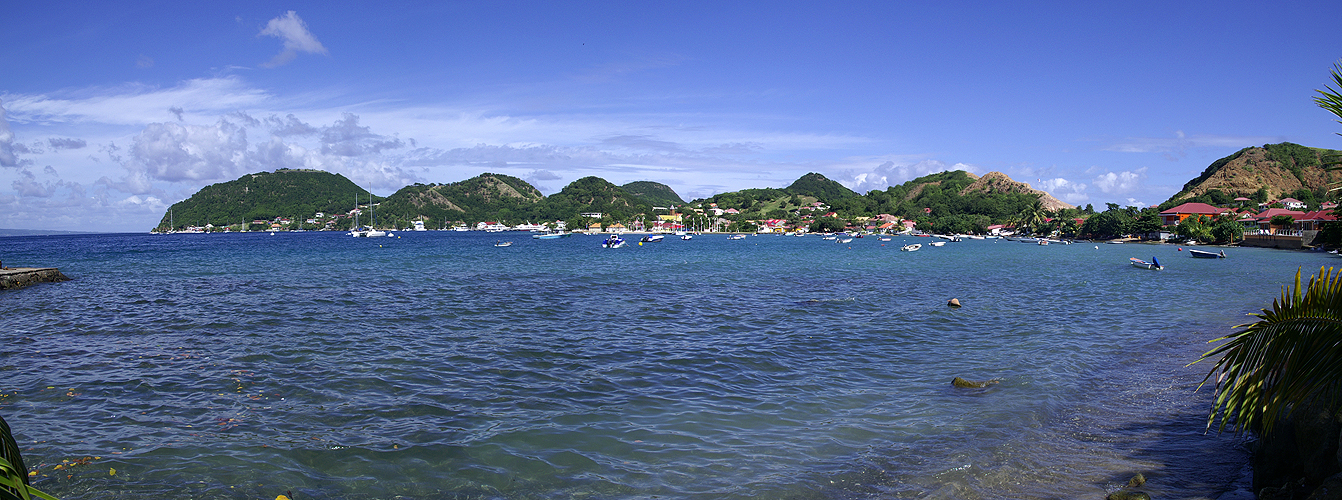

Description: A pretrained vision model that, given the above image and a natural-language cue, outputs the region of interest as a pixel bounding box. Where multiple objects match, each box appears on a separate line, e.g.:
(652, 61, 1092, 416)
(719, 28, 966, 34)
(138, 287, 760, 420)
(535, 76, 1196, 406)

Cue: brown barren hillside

(1166, 143, 1341, 205)
(959, 171, 1075, 210)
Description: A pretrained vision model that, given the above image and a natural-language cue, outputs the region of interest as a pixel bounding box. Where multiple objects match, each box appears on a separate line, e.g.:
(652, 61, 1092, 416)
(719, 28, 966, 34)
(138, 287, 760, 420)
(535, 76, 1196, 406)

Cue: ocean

(1, 231, 1327, 499)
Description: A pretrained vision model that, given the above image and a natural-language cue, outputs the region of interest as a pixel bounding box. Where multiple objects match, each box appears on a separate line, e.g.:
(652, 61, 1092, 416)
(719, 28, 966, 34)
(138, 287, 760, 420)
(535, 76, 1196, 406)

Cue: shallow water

(0, 232, 1326, 499)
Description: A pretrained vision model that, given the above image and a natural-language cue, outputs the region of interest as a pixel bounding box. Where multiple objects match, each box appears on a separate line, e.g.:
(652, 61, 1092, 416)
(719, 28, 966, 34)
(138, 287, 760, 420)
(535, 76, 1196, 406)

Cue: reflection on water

(1, 232, 1307, 498)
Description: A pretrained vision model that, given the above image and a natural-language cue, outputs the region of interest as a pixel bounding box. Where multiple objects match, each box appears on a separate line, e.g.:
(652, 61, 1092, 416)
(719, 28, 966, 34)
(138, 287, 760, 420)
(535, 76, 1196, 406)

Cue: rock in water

(1106, 491, 1150, 500)
(1127, 473, 1146, 487)
(947, 298, 961, 307)
(951, 377, 999, 388)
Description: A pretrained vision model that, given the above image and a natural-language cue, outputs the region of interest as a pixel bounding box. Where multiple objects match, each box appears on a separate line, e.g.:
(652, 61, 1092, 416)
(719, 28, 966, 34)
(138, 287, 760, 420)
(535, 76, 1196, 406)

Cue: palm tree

(1193, 267, 1342, 434)
(1015, 199, 1048, 235)
(1317, 60, 1342, 181)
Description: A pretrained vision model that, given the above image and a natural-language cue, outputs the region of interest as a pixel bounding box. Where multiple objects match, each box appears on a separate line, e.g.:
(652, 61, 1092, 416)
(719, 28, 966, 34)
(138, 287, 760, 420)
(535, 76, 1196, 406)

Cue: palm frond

(1193, 267, 1342, 435)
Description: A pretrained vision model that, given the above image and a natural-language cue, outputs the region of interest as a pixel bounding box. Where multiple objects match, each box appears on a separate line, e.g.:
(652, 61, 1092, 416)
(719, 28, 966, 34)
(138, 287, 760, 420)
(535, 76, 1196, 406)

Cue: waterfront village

(166, 197, 1339, 249)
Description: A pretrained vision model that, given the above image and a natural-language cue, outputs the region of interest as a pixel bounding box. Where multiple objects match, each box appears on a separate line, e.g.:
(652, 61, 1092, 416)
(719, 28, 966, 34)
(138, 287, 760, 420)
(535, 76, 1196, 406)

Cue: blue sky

(3, 1, 1342, 232)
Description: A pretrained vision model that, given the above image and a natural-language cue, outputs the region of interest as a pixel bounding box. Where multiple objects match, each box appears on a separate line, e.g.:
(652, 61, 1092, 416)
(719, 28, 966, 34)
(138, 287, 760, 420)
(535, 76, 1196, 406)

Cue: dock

(0, 268, 70, 290)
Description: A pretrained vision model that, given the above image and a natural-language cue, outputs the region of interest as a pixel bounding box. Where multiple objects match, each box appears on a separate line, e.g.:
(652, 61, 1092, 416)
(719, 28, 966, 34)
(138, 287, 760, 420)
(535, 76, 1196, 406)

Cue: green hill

(376, 173, 544, 228)
(158, 169, 371, 230)
(785, 172, 856, 202)
(621, 181, 685, 206)
(538, 176, 653, 223)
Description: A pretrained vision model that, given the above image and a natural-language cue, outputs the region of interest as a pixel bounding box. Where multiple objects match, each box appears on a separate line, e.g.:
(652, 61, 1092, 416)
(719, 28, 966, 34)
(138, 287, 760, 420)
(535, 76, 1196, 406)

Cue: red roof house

(1159, 202, 1226, 226)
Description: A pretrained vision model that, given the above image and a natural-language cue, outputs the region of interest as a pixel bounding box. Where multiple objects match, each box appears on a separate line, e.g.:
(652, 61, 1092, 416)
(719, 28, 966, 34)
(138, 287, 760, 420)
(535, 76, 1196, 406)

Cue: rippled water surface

(1, 232, 1329, 499)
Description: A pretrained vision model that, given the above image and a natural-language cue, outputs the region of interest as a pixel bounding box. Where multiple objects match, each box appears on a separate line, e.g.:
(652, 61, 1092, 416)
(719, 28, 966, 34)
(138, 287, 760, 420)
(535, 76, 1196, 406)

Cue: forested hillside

(158, 169, 1083, 234)
(157, 169, 372, 230)
(376, 173, 544, 228)
(621, 181, 684, 206)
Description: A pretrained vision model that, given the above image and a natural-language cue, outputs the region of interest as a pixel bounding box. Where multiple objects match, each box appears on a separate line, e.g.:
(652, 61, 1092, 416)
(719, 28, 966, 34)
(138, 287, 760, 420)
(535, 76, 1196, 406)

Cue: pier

(0, 268, 70, 290)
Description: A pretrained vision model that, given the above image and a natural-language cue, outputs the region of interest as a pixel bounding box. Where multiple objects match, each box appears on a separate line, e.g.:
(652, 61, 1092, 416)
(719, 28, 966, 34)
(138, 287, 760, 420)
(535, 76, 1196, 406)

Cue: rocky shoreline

(0, 268, 70, 290)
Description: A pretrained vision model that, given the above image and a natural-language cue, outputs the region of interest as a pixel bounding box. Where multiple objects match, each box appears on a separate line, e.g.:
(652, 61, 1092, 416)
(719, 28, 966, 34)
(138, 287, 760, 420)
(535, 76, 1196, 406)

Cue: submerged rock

(1106, 490, 1150, 500)
(1127, 473, 1146, 487)
(951, 377, 999, 388)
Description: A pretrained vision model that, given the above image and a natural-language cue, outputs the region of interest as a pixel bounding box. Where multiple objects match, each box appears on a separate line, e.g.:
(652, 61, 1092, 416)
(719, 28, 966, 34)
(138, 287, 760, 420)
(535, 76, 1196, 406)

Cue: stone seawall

(0, 268, 70, 290)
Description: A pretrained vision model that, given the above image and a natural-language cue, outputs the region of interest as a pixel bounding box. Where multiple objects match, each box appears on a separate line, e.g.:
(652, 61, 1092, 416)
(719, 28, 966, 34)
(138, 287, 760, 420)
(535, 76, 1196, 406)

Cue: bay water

(1, 232, 1329, 499)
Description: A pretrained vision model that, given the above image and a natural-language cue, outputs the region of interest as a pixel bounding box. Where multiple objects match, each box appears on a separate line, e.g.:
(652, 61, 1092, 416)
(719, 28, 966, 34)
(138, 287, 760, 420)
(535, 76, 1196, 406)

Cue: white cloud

(320, 113, 404, 157)
(1039, 177, 1089, 205)
(259, 11, 329, 68)
(840, 158, 978, 193)
(0, 99, 15, 167)
(1092, 168, 1147, 194)
(47, 137, 86, 150)
(2, 77, 271, 126)
(1103, 131, 1281, 157)
(128, 120, 250, 184)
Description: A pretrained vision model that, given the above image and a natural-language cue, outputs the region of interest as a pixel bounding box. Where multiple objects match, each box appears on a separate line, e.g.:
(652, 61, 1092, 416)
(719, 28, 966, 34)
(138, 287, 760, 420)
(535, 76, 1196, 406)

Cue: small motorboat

(602, 235, 626, 248)
(928, 241, 946, 247)
(879, 237, 892, 242)
(1189, 249, 1226, 259)
(681, 234, 693, 240)
(838, 238, 853, 243)
(640, 234, 665, 243)
(727, 234, 747, 240)
(1130, 257, 1163, 270)
(901, 243, 921, 252)
(494, 241, 513, 247)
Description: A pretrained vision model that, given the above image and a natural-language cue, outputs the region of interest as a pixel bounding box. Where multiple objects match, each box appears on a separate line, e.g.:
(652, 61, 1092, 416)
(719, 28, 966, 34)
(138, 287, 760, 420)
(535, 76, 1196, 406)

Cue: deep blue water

(0, 231, 1330, 499)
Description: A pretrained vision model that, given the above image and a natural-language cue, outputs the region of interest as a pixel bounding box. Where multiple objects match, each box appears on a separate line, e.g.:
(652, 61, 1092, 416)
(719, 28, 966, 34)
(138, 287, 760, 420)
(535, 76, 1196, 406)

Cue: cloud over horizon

(258, 11, 328, 68)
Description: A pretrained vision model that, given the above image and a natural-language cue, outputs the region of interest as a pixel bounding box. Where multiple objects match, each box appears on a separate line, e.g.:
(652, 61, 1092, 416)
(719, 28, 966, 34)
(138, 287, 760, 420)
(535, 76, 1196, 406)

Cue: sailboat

(349, 193, 366, 237)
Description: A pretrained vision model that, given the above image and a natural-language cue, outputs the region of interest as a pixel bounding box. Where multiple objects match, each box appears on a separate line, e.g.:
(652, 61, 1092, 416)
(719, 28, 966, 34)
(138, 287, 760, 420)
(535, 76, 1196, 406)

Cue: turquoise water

(0, 232, 1329, 499)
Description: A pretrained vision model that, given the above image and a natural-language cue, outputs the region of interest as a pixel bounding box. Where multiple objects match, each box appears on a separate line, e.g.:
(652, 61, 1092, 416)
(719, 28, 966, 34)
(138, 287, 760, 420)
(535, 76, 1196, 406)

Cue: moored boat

(494, 241, 513, 247)
(901, 243, 921, 251)
(1189, 249, 1226, 259)
(602, 235, 627, 248)
(1130, 257, 1163, 270)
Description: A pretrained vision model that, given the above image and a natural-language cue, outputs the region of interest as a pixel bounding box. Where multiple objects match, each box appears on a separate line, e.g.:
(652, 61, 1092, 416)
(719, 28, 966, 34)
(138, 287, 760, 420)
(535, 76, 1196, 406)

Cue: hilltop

(158, 169, 370, 230)
(378, 173, 544, 227)
(157, 169, 1080, 234)
(1161, 142, 1342, 209)
(786, 172, 857, 201)
(621, 181, 684, 206)
(960, 171, 1073, 211)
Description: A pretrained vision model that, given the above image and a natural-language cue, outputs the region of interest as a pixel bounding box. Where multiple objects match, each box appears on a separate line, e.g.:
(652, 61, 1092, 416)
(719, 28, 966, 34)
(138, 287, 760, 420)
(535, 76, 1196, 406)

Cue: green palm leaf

(1193, 267, 1342, 435)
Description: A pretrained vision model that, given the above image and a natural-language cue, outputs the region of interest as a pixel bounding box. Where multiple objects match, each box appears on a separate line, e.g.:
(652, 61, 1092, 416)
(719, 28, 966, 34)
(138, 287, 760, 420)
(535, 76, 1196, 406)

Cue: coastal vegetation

(157, 169, 375, 231)
(620, 181, 686, 207)
(156, 140, 1342, 239)
(1191, 60, 1342, 498)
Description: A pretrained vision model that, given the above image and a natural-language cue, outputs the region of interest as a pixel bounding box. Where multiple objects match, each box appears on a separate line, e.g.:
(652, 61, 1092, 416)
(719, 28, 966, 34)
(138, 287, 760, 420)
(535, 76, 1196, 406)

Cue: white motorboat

(1130, 257, 1163, 270)
(901, 243, 921, 251)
